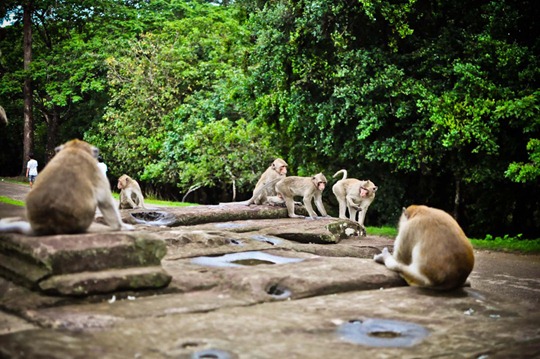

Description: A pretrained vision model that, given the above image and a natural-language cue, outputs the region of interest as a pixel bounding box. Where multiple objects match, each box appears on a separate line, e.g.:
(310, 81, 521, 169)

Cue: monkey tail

(220, 176, 283, 207)
(0, 220, 33, 235)
(332, 169, 347, 180)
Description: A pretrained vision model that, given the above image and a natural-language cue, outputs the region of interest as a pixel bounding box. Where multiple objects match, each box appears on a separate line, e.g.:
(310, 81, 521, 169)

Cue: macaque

(117, 174, 146, 209)
(263, 173, 329, 219)
(374, 205, 475, 290)
(220, 158, 288, 206)
(332, 169, 377, 227)
(0, 106, 7, 125)
(0, 139, 133, 235)
(249, 158, 288, 205)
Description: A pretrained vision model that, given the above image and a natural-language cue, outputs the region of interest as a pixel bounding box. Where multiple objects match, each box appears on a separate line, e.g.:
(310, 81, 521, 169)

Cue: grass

(368, 226, 540, 254)
(0, 196, 25, 207)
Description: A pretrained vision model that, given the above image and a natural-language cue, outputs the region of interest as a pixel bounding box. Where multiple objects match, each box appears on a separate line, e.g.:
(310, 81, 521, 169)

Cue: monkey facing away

(254, 173, 329, 219)
(118, 174, 146, 209)
(332, 169, 378, 227)
(374, 205, 475, 290)
(0, 139, 133, 235)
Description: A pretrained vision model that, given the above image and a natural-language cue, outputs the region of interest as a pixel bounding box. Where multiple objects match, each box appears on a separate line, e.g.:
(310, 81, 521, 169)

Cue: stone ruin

(0, 204, 538, 358)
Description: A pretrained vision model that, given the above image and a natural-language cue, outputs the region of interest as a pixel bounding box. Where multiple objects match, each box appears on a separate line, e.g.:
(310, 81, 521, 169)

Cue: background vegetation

(1, 0, 538, 238)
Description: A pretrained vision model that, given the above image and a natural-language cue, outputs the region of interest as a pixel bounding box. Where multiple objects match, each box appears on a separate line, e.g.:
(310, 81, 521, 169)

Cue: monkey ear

(55, 145, 63, 153)
(373, 186, 378, 192)
(91, 147, 99, 159)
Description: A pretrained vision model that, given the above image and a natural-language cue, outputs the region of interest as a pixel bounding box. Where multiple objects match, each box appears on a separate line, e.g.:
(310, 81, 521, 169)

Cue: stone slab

(38, 266, 172, 296)
(0, 232, 167, 282)
(1, 287, 538, 358)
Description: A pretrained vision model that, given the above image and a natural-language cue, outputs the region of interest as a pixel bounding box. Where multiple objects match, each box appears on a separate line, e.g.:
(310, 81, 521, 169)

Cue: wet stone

(130, 211, 177, 227)
(337, 318, 430, 348)
(190, 251, 304, 268)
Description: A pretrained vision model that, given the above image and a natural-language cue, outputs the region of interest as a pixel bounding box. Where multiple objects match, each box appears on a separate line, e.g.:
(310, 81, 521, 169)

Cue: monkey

(219, 158, 288, 206)
(250, 158, 288, 205)
(332, 169, 378, 227)
(0, 106, 7, 125)
(117, 174, 146, 209)
(373, 205, 475, 290)
(252, 173, 329, 219)
(0, 139, 133, 235)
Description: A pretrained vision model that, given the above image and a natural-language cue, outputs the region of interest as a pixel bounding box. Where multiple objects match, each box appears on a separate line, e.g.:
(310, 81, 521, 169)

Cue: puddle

(130, 211, 177, 226)
(337, 318, 429, 347)
(266, 284, 292, 299)
(249, 235, 282, 246)
(214, 223, 247, 229)
(191, 251, 304, 268)
(229, 239, 245, 246)
(190, 349, 234, 359)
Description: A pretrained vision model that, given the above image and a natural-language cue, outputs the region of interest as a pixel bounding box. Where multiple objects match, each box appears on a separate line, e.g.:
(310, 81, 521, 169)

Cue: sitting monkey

(374, 205, 475, 290)
(0, 139, 133, 235)
(332, 169, 378, 227)
(118, 174, 146, 209)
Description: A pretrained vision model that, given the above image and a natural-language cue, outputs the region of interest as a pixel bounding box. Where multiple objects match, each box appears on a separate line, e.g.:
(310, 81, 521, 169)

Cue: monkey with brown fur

(255, 173, 329, 219)
(0, 139, 133, 235)
(374, 205, 474, 290)
(118, 174, 146, 209)
(332, 169, 377, 227)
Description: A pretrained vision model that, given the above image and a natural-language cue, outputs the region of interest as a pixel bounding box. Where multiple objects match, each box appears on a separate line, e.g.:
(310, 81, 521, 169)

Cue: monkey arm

(346, 195, 362, 210)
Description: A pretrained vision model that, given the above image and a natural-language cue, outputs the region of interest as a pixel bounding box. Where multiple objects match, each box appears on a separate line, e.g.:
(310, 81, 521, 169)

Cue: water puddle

(337, 318, 429, 347)
(214, 223, 247, 229)
(190, 349, 234, 359)
(266, 284, 292, 299)
(249, 235, 282, 246)
(130, 211, 177, 226)
(191, 251, 303, 268)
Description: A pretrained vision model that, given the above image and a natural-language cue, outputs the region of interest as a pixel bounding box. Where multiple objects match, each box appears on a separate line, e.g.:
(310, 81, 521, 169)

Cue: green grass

(366, 226, 398, 238)
(470, 235, 540, 254)
(367, 226, 540, 254)
(110, 193, 196, 207)
(0, 196, 25, 207)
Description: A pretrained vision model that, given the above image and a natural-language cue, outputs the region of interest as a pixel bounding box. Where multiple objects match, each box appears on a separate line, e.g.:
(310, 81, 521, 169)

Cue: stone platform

(0, 199, 539, 358)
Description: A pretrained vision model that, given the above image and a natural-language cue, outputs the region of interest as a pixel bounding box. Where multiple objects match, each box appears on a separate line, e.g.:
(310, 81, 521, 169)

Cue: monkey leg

(374, 248, 432, 287)
(336, 198, 348, 219)
(286, 199, 303, 218)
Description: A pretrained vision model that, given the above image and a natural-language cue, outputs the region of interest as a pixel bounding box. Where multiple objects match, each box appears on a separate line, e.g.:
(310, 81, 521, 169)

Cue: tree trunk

(453, 178, 461, 220)
(44, 110, 60, 161)
(21, 1, 34, 175)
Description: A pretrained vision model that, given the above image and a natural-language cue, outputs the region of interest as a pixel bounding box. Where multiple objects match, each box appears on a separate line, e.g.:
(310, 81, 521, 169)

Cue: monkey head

(117, 174, 131, 190)
(311, 173, 327, 191)
(360, 180, 377, 198)
(272, 158, 288, 176)
(54, 139, 99, 159)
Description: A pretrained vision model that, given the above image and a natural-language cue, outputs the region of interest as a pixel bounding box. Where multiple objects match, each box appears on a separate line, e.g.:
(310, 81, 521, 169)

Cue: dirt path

(0, 180, 539, 307)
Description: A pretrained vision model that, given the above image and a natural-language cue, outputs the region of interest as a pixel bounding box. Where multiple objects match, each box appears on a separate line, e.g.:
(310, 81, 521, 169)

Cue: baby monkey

(118, 174, 146, 209)
(374, 205, 474, 290)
